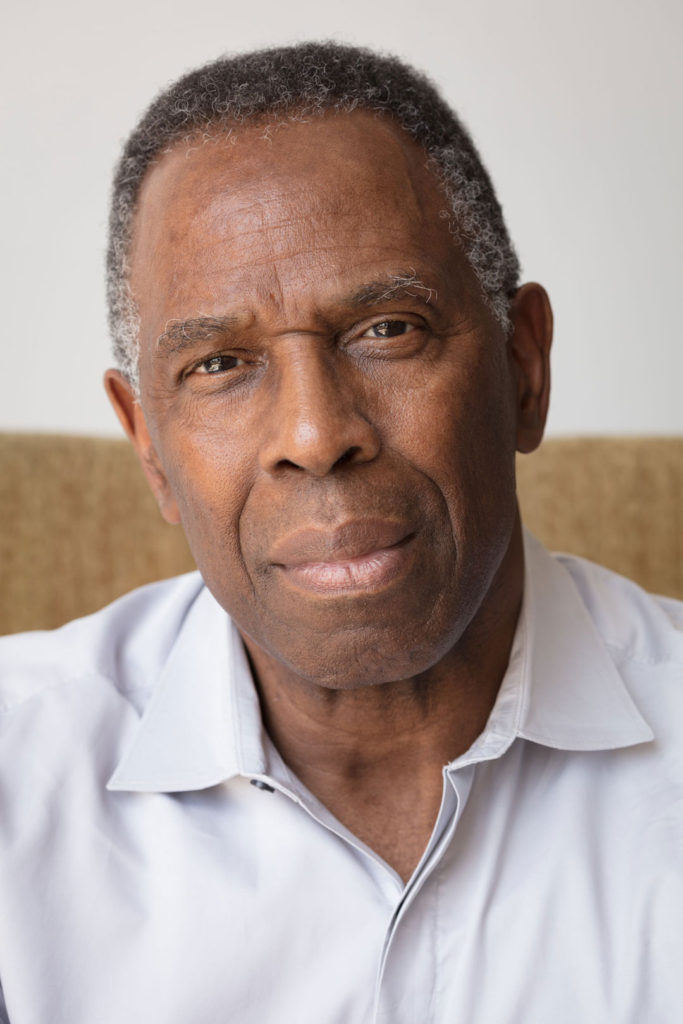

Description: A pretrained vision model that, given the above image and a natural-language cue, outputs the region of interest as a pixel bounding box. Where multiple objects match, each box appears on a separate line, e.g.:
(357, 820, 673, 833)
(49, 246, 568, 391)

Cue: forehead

(134, 110, 447, 225)
(129, 111, 467, 334)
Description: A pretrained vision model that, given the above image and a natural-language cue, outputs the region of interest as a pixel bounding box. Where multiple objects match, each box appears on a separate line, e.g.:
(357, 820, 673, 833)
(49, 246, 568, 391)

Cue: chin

(257, 612, 466, 691)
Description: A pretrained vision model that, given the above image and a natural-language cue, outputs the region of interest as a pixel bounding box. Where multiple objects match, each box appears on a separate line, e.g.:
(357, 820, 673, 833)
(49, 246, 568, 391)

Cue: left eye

(368, 320, 412, 338)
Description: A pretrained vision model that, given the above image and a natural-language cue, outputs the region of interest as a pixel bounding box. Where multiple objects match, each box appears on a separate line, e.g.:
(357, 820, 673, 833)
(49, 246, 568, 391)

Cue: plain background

(2, 0, 681, 438)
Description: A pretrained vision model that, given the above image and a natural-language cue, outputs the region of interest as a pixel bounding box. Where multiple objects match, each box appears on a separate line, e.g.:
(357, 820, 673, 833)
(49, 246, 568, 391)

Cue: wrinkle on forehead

(131, 110, 444, 258)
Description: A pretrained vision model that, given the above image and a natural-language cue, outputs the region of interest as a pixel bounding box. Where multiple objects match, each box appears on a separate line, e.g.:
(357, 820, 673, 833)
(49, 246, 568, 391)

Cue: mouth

(270, 519, 416, 595)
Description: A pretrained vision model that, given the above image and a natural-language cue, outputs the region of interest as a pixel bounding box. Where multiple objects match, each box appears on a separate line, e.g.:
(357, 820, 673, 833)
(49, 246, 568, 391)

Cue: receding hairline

(131, 105, 446, 213)
(128, 106, 461, 258)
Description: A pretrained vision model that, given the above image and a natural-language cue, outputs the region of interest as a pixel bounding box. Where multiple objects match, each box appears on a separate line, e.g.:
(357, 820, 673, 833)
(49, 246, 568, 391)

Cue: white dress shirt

(0, 531, 681, 1023)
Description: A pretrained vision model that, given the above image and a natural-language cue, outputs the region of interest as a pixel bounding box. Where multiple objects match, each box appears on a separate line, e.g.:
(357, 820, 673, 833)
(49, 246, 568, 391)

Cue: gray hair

(107, 41, 520, 388)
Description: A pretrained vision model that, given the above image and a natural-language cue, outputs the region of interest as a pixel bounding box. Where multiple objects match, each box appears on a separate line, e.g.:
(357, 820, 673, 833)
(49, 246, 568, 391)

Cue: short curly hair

(107, 41, 520, 387)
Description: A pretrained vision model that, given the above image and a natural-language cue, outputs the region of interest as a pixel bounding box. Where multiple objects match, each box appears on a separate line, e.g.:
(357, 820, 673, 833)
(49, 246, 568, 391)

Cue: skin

(106, 111, 552, 882)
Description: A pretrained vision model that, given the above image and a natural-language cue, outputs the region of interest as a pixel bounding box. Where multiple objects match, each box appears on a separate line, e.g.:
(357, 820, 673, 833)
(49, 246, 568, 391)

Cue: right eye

(194, 354, 243, 375)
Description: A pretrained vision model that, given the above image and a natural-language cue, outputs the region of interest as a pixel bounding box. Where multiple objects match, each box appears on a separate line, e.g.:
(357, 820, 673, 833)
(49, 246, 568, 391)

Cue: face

(108, 112, 551, 688)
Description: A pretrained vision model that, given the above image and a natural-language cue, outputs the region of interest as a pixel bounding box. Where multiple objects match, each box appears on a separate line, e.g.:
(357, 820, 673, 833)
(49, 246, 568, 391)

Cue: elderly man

(0, 42, 681, 1024)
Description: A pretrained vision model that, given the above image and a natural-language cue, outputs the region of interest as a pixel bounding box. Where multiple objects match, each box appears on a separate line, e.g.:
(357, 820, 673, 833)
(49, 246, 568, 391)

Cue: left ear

(508, 282, 553, 454)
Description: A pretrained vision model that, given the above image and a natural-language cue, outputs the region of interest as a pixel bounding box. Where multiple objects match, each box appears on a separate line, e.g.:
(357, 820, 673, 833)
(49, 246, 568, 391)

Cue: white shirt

(0, 531, 681, 1023)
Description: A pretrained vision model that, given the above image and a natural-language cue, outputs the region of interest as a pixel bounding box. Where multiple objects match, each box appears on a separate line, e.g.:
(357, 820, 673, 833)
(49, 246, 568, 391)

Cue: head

(105, 43, 552, 690)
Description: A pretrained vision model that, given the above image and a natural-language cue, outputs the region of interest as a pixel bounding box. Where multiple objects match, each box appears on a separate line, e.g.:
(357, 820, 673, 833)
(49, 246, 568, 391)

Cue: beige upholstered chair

(1, 433, 682, 635)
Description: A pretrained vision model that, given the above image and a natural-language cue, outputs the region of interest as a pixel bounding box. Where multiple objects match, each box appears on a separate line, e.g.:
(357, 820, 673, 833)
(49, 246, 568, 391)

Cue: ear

(104, 369, 181, 525)
(508, 283, 553, 454)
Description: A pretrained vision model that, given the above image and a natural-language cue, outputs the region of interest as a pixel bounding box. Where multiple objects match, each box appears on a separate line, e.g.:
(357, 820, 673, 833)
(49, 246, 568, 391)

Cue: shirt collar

(519, 529, 653, 749)
(108, 530, 653, 794)
(107, 586, 266, 792)
(449, 529, 653, 772)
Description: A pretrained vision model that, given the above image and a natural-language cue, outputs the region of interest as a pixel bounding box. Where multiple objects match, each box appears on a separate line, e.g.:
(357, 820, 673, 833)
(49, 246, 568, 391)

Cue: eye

(367, 320, 413, 338)
(194, 354, 243, 375)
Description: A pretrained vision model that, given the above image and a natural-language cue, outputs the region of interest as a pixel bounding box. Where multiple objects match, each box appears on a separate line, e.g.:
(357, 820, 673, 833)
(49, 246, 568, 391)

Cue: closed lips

(269, 519, 413, 567)
(269, 519, 416, 593)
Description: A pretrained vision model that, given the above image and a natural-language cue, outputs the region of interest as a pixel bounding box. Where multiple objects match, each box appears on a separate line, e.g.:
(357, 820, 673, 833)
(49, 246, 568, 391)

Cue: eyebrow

(348, 270, 438, 308)
(156, 315, 243, 355)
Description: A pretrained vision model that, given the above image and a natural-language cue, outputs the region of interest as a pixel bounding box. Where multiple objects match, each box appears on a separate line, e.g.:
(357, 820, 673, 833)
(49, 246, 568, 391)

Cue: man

(0, 42, 680, 1023)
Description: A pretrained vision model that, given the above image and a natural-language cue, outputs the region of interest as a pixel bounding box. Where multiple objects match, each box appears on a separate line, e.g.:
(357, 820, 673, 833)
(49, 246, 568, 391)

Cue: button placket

(372, 769, 473, 1023)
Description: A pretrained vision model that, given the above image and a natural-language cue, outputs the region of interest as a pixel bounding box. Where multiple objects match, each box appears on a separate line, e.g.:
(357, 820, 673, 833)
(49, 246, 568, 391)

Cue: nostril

(274, 456, 307, 473)
(333, 446, 361, 469)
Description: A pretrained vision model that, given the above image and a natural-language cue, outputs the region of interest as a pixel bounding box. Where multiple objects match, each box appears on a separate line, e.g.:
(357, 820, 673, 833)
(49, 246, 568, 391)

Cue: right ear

(104, 369, 181, 526)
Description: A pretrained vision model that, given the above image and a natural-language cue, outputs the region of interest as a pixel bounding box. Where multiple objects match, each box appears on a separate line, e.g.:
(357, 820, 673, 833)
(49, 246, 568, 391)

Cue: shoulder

(0, 571, 206, 715)
(553, 550, 683, 665)
(0, 572, 208, 837)
(552, 551, 683, 759)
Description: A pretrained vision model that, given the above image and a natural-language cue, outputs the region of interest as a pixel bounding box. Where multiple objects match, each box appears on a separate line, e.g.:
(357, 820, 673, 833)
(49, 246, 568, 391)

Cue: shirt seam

(604, 640, 683, 669)
(0, 671, 152, 715)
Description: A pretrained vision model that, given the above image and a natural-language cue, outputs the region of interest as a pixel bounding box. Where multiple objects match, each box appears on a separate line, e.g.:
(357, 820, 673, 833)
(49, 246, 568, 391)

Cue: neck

(241, 517, 525, 880)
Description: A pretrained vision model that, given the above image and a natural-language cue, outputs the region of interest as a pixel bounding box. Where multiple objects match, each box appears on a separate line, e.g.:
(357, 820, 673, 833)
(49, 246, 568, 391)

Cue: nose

(259, 340, 381, 477)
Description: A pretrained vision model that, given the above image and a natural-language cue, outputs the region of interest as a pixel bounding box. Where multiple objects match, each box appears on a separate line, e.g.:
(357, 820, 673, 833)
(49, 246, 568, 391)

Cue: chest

(2, 751, 681, 1024)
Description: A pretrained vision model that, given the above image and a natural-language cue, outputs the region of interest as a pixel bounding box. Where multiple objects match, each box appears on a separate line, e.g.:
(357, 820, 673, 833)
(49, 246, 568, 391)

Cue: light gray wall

(2, 0, 681, 436)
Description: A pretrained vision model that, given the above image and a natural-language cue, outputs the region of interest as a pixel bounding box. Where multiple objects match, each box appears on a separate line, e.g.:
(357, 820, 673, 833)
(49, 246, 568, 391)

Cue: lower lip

(281, 539, 415, 594)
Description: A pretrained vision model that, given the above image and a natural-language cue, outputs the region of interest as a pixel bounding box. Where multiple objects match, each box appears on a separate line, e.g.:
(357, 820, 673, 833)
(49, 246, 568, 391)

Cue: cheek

(379, 352, 518, 536)
(380, 347, 515, 461)
(152, 415, 258, 584)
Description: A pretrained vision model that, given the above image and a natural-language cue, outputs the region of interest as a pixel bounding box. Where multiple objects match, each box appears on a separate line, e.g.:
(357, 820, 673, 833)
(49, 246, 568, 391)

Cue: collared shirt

(0, 531, 681, 1023)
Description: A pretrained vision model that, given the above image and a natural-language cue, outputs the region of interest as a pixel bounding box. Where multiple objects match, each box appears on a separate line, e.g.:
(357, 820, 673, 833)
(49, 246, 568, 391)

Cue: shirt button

(250, 779, 275, 792)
